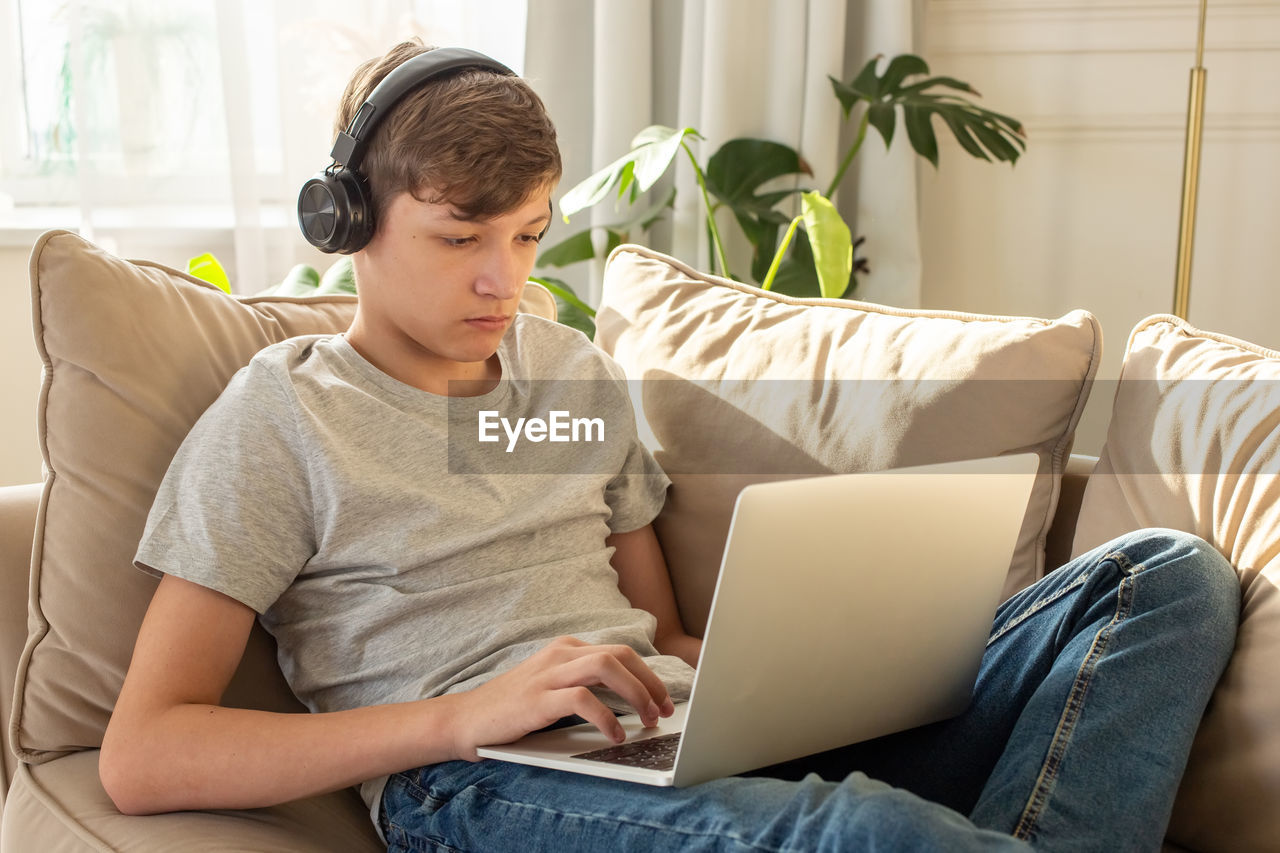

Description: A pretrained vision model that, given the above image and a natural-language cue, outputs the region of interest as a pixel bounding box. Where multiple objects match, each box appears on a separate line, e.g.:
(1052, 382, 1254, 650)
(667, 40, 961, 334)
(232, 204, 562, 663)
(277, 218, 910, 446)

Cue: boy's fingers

(561, 686, 625, 743)
(550, 641, 668, 696)
(593, 644, 673, 711)
(554, 652, 665, 727)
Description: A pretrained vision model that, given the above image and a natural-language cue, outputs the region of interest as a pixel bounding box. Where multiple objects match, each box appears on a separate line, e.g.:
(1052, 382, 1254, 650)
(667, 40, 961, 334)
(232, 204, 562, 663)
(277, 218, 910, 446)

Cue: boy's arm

(607, 524, 703, 668)
(100, 574, 675, 816)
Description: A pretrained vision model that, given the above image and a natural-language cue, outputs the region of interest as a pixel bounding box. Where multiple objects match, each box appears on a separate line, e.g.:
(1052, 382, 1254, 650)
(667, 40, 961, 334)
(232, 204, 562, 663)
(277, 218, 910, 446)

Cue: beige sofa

(3, 232, 1278, 851)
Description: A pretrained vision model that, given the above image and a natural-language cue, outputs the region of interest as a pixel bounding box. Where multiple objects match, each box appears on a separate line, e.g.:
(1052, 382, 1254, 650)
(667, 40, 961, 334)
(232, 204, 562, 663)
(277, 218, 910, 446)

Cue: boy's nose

(474, 250, 523, 299)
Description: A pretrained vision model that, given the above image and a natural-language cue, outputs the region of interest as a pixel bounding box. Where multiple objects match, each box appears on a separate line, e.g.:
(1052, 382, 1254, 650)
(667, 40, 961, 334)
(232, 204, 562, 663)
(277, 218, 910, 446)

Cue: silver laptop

(477, 453, 1038, 787)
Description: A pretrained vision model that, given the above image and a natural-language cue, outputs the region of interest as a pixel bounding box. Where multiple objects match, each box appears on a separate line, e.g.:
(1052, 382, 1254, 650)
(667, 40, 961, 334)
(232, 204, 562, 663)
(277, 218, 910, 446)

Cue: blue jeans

(380, 529, 1239, 852)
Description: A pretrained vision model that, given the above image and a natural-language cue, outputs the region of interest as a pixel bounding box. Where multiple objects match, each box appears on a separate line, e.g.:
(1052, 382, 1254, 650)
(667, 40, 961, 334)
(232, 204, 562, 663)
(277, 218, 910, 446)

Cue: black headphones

(297, 47, 516, 254)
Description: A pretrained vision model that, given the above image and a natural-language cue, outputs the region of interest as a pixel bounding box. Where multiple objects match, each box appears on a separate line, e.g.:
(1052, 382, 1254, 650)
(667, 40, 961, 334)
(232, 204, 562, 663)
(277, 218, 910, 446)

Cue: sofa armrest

(1044, 454, 1098, 572)
(0, 483, 41, 823)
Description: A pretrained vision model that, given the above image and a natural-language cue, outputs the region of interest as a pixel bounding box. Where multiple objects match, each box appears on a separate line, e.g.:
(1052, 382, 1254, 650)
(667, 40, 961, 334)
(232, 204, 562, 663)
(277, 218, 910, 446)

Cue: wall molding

(924, 0, 1280, 55)
(948, 113, 1280, 144)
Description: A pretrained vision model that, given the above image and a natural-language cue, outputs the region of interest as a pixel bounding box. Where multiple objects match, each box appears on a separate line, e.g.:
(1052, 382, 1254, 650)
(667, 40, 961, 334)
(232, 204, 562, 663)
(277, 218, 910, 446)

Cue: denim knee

(1106, 526, 1240, 642)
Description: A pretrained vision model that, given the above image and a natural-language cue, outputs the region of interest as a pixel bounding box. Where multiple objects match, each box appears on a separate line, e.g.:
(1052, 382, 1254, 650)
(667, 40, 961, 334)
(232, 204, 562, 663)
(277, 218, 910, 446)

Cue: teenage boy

(101, 41, 1240, 852)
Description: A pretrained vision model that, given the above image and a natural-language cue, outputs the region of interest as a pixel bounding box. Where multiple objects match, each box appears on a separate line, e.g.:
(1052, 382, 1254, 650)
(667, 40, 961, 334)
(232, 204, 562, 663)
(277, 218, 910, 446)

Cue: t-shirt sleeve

(134, 359, 315, 614)
(598, 356, 670, 534)
(604, 437, 670, 534)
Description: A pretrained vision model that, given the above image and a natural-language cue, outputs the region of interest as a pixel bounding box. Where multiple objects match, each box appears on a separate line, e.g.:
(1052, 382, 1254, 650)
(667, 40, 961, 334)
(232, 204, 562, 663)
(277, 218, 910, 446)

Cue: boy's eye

(443, 236, 475, 247)
(519, 233, 543, 245)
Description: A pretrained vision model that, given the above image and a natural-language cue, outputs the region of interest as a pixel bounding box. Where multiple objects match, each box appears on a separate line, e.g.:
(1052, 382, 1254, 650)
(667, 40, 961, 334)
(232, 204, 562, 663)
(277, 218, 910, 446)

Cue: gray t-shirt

(135, 314, 691, 821)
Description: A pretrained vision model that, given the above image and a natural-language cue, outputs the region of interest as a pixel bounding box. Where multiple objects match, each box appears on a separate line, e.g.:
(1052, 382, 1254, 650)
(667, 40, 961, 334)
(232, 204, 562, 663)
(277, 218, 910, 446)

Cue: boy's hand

(450, 636, 676, 761)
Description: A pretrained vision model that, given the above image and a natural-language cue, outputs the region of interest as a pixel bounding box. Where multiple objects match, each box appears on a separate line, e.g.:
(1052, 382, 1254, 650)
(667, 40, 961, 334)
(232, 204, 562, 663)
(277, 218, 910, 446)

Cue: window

(0, 0, 528, 221)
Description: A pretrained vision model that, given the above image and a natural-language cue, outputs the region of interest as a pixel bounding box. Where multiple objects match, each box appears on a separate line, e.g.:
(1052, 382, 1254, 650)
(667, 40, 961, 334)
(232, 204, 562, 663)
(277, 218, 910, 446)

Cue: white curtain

(525, 0, 921, 307)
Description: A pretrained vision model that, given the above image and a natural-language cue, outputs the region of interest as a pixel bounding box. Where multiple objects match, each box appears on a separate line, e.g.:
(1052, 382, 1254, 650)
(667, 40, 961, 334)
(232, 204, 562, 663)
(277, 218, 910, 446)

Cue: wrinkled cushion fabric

(1072, 313, 1280, 853)
(594, 244, 1101, 636)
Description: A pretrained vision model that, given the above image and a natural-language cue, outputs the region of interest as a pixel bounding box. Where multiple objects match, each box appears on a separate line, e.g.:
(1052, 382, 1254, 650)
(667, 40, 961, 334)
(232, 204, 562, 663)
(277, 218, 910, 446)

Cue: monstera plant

(535, 53, 1026, 335)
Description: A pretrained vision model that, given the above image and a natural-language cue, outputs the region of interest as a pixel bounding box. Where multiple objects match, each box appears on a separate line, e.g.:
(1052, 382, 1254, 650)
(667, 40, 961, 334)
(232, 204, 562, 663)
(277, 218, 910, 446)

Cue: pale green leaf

(558, 151, 636, 217)
(629, 125, 700, 193)
(800, 191, 852, 300)
(316, 256, 356, 294)
(187, 252, 231, 294)
(260, 263, 320, 296)
(558, 126, 698, 219)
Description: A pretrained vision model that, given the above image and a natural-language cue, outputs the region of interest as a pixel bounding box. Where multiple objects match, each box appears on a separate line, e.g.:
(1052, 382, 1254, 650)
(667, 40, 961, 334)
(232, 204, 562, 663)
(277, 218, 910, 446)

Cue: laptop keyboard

(571, 732, 682, 771)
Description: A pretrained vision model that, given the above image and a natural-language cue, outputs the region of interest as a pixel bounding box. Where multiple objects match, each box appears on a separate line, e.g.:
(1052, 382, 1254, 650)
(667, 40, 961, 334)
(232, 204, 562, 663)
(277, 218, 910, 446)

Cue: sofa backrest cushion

(1071, 314, 1280, 852)
(1, 484, 41, 805)
(10, 230, 555, 762)
(594, 245, 1102, 636)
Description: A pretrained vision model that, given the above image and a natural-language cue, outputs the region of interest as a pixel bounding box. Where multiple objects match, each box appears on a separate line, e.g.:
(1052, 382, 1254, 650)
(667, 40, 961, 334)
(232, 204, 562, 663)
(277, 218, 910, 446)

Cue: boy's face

(347, 185, 553, 394)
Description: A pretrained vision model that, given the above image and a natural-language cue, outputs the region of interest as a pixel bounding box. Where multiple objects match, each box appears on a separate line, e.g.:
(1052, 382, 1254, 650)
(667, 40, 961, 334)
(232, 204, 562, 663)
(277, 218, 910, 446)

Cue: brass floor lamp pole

(1173, 0, 1209, 320)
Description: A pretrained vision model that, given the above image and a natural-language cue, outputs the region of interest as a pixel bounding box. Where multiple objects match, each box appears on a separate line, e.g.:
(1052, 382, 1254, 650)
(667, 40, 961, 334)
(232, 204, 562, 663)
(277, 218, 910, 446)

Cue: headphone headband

(299, 47, 517, 254)
(331, 47, 515, 172)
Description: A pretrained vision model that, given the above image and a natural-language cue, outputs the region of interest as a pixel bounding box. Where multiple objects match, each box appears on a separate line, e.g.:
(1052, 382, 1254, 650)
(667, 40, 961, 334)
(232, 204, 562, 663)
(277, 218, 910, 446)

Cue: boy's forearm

(101, 693, 467, 815)
(655, 630, 703, 668)
(102, 633, 678, 816)
(102, 574, 474, 816)
(607, 525, 696, 657)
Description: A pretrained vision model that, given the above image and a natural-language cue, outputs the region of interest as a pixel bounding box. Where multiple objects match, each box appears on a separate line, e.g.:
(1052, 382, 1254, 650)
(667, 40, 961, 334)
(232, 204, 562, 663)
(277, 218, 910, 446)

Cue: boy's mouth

(465, 315, 511, 331)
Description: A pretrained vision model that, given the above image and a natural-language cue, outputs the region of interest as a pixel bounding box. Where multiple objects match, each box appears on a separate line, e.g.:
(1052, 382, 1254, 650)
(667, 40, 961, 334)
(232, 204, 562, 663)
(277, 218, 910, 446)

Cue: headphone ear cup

(297, 169, 376, 254)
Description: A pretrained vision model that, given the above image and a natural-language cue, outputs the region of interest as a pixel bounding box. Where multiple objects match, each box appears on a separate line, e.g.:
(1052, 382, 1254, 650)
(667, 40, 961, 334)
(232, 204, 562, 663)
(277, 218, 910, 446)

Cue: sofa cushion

(594, 245, 1102, 636)
(1071, 314, 1280, 852)
(11, 230, 556, 764)
(4, 751, 380, 851)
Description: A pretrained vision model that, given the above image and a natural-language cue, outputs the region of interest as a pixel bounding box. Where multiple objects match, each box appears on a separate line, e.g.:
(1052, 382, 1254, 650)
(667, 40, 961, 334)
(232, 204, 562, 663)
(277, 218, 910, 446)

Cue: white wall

(0, 243, 43, 486)
(917, 0, 1280, 452)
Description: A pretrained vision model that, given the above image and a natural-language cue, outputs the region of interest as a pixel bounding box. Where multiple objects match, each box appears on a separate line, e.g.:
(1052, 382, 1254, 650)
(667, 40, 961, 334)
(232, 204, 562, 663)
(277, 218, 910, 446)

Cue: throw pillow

(594, 244, 1102, 636)
(11, 230, 555, 761)
(1071, 313, 1280, 852)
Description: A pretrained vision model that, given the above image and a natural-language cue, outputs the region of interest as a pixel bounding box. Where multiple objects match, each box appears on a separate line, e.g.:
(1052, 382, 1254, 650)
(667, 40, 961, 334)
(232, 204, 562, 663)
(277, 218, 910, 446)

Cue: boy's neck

(342, 329, 503, 397)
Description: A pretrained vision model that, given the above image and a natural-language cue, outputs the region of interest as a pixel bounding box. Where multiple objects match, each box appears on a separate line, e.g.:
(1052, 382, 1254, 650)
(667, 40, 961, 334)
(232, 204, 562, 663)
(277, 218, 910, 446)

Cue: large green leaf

(530, 275, 596, 337)
(866, 101, 896, 148)
(900, 76, 978, 96)
(913, 96, 1024, 164)
(745, 210, 793, 283)
(706, 138, 811, 280)
(538, 229, 596, 268)
(829, 54, 1026, 168)
(559, 126, 699, 218)
(904, 104, 939, 167)
(829, 76, 863, 118)
(768, 233, 820, 298)
(937, 111, 991, 161)
(848, 55, 883, 99)
(967, 116, 1023, 162)
(878, 54, 930, 95)
(706, 138, 810, 210)
(537, 186, 676, 268)
(800, 192, 852, 300)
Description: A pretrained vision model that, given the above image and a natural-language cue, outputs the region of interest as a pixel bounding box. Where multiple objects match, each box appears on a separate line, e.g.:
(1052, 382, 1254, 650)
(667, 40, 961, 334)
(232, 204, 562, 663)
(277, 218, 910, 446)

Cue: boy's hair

(334, 39, 562, 227)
